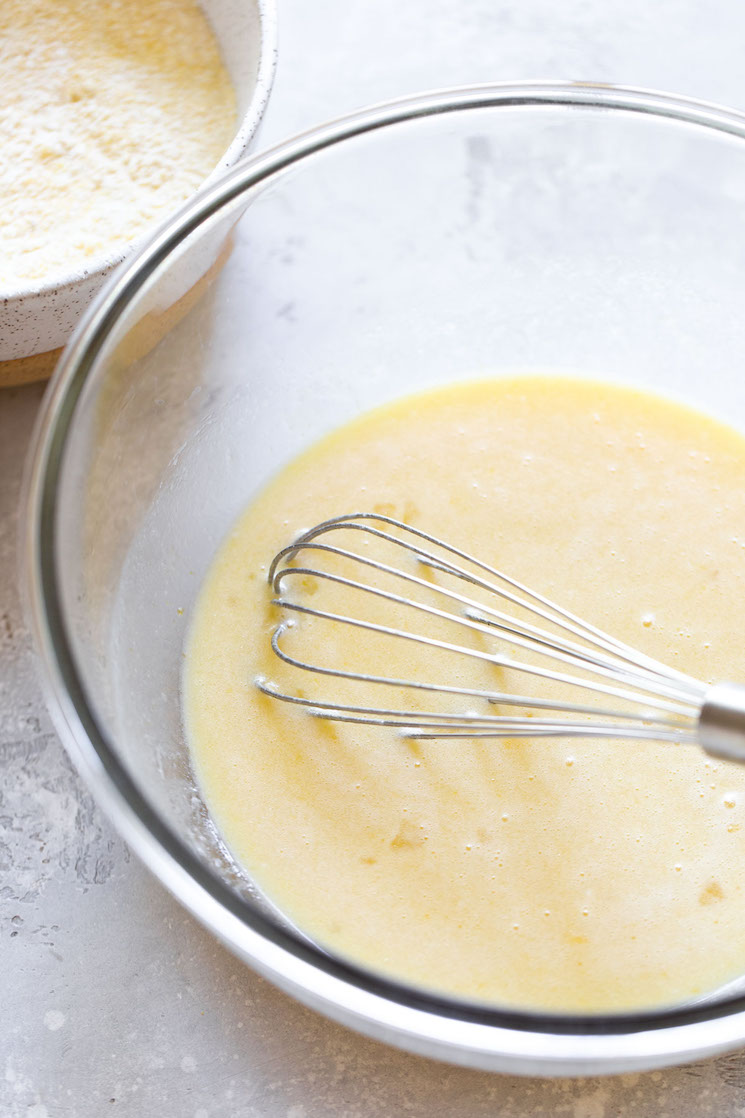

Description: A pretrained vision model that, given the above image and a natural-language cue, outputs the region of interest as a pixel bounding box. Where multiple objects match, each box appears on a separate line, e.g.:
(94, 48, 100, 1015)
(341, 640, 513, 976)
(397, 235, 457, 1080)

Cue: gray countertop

(7, 2, 745, 1113)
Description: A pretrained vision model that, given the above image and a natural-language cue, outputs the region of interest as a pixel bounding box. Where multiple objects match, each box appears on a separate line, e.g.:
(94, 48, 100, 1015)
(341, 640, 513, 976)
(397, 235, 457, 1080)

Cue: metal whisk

(256, 513, 745, 762)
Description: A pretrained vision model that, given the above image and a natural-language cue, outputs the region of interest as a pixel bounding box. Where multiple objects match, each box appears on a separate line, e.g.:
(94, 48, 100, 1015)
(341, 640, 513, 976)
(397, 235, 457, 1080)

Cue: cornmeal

(184, 377, 745, 1012)
(1, 0, 236, 288)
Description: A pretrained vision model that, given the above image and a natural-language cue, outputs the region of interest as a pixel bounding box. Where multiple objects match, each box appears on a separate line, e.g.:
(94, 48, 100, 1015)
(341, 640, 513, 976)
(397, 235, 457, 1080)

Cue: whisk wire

(271, 514, 704, 691)
(265, 629, 691, 721)
(256, 514, 717, 741)
(273, 550, 699, 701)
(255, 676, 699, 742)
(273, 589, 699, 716)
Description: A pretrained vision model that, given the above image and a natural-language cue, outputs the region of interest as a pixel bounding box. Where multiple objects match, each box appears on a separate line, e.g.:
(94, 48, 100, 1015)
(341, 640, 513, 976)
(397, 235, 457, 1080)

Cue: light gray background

(7, 1, 745, 1113)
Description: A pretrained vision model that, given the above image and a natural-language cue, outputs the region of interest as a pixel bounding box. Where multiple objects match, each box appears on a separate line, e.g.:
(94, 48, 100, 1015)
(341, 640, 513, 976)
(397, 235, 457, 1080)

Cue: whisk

(256, 513, 745, 763)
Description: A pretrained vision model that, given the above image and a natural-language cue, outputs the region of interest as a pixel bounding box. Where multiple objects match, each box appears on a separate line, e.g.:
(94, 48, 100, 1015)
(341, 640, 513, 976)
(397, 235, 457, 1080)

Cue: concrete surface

(8, 0, 745, 1113)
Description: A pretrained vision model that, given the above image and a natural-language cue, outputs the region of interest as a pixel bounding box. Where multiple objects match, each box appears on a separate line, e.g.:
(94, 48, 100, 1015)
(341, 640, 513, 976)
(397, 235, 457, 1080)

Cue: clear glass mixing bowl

(24, 83, 745, 1075)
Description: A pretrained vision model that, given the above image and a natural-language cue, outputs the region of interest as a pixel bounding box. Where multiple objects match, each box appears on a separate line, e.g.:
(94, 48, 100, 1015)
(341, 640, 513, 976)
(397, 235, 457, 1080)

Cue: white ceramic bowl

(0, 0, 276, 384)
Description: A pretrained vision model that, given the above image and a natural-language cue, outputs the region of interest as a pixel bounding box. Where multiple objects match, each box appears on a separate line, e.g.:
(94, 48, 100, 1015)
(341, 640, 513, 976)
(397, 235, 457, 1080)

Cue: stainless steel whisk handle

(699, 682, 745, 762)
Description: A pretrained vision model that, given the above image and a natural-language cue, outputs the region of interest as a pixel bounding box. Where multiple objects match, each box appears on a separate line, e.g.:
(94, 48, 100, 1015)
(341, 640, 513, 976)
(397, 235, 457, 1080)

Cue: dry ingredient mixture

(1, 0, 236, 288)
(184, 377, 745, 1012)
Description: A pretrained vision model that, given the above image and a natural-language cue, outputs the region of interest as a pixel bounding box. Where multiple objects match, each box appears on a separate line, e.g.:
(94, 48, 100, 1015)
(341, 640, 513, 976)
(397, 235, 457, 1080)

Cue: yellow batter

(184, 377, 745, 1012)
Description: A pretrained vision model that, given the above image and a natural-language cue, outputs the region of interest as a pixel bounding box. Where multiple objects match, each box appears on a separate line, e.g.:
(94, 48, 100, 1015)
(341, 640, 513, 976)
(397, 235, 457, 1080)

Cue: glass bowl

(24, 82, 745, 1076)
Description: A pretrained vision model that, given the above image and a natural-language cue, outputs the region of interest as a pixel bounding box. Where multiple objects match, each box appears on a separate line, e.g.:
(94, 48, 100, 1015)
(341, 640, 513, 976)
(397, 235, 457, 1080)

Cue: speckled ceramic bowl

(0, 0, 276, 387)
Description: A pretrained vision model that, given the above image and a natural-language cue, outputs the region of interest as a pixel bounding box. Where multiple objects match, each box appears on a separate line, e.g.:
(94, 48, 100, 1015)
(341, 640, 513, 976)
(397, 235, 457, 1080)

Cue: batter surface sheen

(184, 377, 745, 1011)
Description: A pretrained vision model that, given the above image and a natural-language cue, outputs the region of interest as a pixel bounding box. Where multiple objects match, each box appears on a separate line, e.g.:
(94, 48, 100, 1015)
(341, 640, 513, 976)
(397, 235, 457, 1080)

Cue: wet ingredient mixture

(184, 377, 745, 1011)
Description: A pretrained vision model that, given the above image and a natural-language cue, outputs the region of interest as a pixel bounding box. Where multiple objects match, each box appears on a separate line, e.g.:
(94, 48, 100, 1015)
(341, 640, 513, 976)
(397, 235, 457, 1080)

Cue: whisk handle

(698, 682, 745, 763)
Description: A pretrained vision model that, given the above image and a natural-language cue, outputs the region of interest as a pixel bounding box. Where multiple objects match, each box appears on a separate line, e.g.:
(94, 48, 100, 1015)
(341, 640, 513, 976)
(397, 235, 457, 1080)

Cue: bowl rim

(1, 0, 278, 302)
(24, 80, 745, 1072)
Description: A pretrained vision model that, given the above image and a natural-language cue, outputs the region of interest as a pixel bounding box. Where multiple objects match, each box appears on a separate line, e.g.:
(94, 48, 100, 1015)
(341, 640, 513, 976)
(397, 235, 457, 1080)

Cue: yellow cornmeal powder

(184, 377, 745, 1012)
(1, 0, 236, 287)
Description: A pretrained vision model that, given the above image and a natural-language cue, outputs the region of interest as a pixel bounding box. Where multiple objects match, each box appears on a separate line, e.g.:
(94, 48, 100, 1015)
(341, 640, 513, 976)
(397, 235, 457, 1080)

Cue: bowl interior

(0, 0, 274, 368)
(49, 90, 745, 1023)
